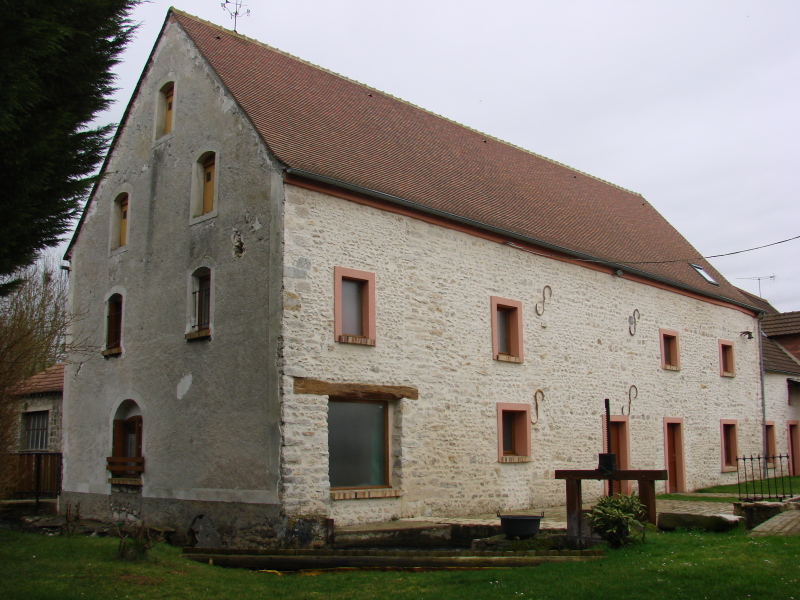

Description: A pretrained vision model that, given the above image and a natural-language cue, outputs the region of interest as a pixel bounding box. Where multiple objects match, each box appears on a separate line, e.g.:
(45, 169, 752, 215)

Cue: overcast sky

(95, 0, 800, 311)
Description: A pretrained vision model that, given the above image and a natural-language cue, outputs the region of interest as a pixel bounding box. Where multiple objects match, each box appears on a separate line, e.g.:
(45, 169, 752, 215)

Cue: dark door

(666, 422, 683, 493)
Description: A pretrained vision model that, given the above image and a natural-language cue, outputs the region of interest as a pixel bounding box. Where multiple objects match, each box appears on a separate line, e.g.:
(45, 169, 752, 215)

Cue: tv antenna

(221, 0, 250, 32)
(737, 274, 775, 297)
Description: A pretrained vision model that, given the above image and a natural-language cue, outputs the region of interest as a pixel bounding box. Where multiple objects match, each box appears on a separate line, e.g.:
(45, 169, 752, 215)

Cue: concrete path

(339, 497, 738, 534)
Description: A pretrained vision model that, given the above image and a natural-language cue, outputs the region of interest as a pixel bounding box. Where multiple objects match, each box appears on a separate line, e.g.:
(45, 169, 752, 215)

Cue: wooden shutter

(112, 419, 125, 458)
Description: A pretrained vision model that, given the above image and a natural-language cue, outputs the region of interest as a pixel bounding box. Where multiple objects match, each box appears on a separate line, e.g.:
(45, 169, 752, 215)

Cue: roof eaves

(286, 167, 764, 315)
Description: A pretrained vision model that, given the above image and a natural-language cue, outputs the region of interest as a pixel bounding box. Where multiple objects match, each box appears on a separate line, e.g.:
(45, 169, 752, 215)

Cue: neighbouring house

(7, 364, 64, 501)
(758, 307, 800, 474)
(61, 9, 771, 546)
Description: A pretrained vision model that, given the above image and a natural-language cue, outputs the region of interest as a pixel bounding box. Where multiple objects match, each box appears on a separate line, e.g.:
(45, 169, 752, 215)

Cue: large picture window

(328, 399, 388, 488)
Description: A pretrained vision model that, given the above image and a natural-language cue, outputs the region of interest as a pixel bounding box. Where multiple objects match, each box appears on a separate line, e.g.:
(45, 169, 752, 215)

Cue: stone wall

(280, 184, 763, 525)
(62, 20, 284, 542)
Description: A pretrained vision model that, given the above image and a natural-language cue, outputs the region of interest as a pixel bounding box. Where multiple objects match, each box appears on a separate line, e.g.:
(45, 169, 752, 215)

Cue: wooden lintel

(293, 378, 418, 400)
(554, 469, 668, 482)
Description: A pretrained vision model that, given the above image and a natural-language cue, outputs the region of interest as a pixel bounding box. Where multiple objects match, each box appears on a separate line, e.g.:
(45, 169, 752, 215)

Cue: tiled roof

(762, 338, 800, 375)
(735, 288, 778, 315)
(13, 364, 64, 396)
(762, 312, 800, 337)
(96, 10, 753, 310)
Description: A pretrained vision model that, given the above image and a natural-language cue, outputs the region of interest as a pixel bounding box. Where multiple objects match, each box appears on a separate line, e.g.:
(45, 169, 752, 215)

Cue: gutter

(285, 167, 764, 315)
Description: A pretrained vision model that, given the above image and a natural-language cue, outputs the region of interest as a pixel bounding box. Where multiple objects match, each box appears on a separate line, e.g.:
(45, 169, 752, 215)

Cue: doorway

(789, 422, 800, 476)
(605, 416, 631, 496)
(663, 418, 685, 493)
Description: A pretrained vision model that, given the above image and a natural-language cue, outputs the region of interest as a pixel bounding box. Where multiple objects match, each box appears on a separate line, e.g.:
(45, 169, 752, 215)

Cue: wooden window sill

(330, 488, 401, 500)
(662, 365, 680, 371)
(337, 335, 376, 346)
(185, 328, 211, 341)
(721, 372, 735, 378)
(496, 354, 523, 364)
(108, 477, 142, 486)
(102, 347, 122, 357)
(721, 465, 738, 473)
(499, 455, 531, 463)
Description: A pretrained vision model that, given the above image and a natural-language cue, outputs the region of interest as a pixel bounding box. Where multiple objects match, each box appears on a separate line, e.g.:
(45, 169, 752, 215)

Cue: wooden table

(554, 469, 668, 543)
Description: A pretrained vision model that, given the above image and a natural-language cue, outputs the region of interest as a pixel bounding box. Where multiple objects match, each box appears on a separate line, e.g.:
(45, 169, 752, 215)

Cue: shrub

(587, 493, 646, 548)
(116, 521, 162, 562)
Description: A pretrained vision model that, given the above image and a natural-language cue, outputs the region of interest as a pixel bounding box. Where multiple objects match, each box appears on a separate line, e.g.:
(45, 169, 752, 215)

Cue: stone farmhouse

(61, 9, 779, 545)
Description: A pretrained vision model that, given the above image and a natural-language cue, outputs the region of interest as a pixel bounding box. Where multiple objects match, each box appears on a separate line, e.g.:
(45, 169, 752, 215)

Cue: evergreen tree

(0, 0, 139, 295)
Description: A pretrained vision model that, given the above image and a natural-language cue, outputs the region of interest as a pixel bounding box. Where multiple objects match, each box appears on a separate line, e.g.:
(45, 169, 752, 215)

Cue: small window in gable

(660, 329, 680, 371)
(103, 294, 123, 357)
(192, 152, 218, 218)
(110, 193, 129, 250)
(721, 419, 738, 471)
(491, 297, 523, 363)
(186, 268, 212, 341)
(719, 340, 735, 377)
(690, 264, 718, 286)
(156, 82, 175, 138)
(334, 267, 376, 346)
(496, 403, 531, 462)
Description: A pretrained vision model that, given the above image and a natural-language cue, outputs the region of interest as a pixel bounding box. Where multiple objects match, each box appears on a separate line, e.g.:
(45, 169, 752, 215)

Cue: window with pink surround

(659, 329, 680, 371)
(719, 340, 735, 377)
(334, 267, 376, 346)
(720, 419, 738, 472)
(491, 296, 523, 363)
(496, 403, 531, 462)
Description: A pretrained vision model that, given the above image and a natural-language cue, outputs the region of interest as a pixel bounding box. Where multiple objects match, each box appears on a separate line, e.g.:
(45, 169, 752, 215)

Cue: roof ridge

(170, 8, 640, 196)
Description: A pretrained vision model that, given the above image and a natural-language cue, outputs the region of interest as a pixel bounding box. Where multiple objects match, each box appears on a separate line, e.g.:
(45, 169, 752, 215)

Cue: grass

(657, 494, 739, 503)
(695, 475, 800, 496)
(2, 528, 800, 600)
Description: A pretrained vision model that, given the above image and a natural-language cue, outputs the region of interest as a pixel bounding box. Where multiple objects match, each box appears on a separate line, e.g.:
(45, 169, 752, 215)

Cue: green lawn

(695, 475, 800, 496)
(2, 529, 800, 600)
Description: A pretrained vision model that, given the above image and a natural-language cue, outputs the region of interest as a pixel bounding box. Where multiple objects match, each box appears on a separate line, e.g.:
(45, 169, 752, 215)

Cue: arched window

(156, 82, 175, 138)
(192, 152, 217, 218)
(107, 400, 144, 481)
(103, 294, 123, 356)
(186, 267, 212, 341)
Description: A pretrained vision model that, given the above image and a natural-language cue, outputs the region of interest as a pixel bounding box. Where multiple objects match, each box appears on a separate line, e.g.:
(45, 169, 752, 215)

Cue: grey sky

(96, 0, 800, 311)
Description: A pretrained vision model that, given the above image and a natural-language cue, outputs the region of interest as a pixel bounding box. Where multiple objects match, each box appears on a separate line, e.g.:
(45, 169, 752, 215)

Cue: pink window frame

(765, 421, 776, 466)
(496, 402, 531, 462)
(659, 328, 680, 371)
(334, 267, 376, 346)
(720, 419, 738, 472)
(491, 296, 524, 363)
(718, 340, 735, 377)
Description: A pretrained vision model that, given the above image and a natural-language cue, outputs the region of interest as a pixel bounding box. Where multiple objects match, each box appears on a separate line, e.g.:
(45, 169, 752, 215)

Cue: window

(186, 268, 212, 340)
(334, 267, 376, 346)
(491, 296, 523, 363)
(110, 192, 130, 251)
(328, 399, 388, 488)
(108, 401, 143, 482)
(690, 263, 718, 286)
(721, 420, 738, 471)
(659, 329, 680, 371)
(191, 152, 218, 219)
(103, 294, 123, 356)
(766, 422, 777, 467)
(23, 411, 49, 451)
(496, 403, 531, 462)
(156, 82, 174, 138)
(719, 340, 735, 377)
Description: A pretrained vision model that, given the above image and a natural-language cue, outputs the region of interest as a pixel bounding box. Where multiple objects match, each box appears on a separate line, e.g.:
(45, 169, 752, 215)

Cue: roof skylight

(690, 264, 718, 286)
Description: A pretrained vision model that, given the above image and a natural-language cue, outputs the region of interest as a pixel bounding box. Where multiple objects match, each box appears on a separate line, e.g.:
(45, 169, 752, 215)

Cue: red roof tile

(762, 338, 800, 375)
(762, 312, 800, 337)
(78, 9, 758, 311)
(735, 288, 778, 315)
(14, 364, 64, 396)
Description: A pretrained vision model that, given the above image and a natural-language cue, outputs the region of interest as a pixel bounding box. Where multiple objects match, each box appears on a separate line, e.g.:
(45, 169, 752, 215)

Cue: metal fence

(736, 454, 794, 501)
(9, 452, 62, 510)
